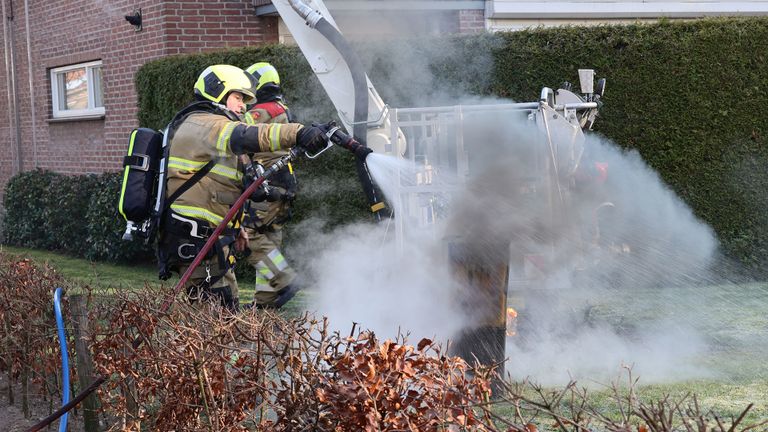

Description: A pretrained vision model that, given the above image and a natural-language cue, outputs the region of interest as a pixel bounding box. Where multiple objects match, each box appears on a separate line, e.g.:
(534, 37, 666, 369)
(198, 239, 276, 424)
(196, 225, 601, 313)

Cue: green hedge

(134, 18, 768, 272)
(1, 170, 153, 263)
(3, 170, 62, 250)
(486, 19, 768, 270)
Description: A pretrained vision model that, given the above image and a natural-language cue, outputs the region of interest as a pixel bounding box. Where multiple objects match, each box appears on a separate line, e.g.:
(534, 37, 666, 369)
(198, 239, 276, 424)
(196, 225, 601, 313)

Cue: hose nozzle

(325, 122, 373, 159)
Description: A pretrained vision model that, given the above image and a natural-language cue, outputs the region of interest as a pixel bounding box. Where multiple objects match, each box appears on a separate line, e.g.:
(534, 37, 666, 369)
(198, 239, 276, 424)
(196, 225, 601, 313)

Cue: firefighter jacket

(244, 101, 291, 165)
(243, 101, 296, 228)
(166, 102, 301, 228)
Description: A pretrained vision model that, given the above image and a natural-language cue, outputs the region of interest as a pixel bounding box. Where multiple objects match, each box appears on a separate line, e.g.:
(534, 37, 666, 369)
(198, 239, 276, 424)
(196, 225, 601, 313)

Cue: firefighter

(239, 62, 300, 309)
(244, 62, 291, 124)
(157, 64, 328, 312)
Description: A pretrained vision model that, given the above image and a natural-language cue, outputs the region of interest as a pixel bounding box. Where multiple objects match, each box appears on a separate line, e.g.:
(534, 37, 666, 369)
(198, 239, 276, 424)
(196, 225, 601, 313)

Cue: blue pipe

(53, 287, 70, 432)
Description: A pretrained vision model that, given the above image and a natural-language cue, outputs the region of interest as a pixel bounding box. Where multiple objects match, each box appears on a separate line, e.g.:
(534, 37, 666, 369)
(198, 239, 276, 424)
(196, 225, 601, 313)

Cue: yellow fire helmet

(194, 65, 257, 104)
(246, 62, 280, 91)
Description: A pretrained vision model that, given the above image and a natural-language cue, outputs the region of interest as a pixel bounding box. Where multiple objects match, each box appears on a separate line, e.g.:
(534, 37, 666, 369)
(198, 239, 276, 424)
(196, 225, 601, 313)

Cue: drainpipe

(23, 0, 35, 168)
(2, 0, 18, 174)
(3, 0, 23, 174)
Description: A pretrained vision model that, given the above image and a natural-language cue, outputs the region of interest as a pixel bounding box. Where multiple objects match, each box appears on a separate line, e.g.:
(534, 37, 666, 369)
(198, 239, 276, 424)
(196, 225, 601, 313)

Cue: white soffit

(487, 1, 768, 19)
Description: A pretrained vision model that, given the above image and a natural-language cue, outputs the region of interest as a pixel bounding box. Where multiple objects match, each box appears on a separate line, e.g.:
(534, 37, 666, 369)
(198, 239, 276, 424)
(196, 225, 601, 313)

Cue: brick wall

(458, 9, 486, 33)
(0, 0, 277, 203)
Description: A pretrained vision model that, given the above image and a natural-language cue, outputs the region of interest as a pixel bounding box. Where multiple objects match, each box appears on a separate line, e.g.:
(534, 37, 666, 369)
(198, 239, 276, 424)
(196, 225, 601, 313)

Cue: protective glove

(281, 190, 296, 203)
(312, 121, 334, 133)
(296, 124, 328, 154)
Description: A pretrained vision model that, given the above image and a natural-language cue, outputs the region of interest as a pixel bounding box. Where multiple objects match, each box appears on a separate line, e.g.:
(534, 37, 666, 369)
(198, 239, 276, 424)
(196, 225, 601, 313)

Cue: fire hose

(26, 127, 368, 432)
(53, 287, 70, 432)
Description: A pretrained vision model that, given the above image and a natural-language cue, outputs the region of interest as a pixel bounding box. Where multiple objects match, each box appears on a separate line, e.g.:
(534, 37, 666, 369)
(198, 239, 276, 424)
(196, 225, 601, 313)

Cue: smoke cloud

(290, 154, 470, 341)
(294, 104, 722, 385)
(289, 14, 728, 386)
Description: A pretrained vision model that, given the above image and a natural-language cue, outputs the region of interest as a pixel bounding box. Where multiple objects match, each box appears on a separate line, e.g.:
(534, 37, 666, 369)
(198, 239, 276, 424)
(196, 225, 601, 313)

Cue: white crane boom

(271, 0, 404, 155)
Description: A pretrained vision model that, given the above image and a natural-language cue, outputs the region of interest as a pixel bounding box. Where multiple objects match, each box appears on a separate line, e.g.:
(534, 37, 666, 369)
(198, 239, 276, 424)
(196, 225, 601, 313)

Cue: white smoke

(292, 105, 720, 385)
(287, 19, 722, 385)
(293, 223, 469, 341)
(443, 110, 719, 384)
(292, 155, 470, 341)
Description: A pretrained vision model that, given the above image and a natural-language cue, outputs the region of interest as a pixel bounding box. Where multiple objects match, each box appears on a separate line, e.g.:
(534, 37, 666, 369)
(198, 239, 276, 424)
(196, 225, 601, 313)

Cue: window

(50, 60, 104, 119)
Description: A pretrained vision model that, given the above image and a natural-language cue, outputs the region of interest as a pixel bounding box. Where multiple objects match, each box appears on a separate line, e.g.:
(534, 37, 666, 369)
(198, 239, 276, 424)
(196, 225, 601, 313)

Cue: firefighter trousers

(244, 226, 296, 306)
(178, 245, 239, 312)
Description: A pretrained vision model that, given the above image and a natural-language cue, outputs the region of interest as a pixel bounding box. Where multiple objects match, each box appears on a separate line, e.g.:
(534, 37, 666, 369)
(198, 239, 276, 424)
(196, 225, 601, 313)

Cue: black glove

(296, 125, 328, 154)
(313, 121, 373, 160)
(250, 187, 268, 202)
(312, 121, 334, 133)
(281, 190, 296, 203)
(265, 187, 283, 202)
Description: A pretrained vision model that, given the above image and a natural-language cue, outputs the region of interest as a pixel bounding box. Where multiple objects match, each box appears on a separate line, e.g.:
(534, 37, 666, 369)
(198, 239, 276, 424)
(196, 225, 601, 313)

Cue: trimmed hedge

(3, 170, 62, 250)
(486, 19, 768, 269)
(134, 18, 768, 272)
(1, 170, 153, 263)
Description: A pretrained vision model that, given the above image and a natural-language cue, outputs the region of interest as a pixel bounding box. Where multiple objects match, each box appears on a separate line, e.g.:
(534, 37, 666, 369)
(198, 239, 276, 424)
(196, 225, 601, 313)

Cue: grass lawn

(503, 282, 768, 426)
(616, 285, 768, 423)
(0, 245, 312, 310)
(0, 245, 159, 291)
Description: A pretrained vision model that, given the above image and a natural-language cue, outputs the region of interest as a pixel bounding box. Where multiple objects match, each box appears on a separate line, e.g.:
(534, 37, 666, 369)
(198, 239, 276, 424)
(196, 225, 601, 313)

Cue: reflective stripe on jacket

(244, 102, 291, 167)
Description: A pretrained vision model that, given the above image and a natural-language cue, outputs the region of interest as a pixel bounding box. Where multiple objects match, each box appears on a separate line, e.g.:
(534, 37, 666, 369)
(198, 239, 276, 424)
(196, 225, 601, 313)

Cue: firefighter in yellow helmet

(238, 62, 300, 309)
(157, 64, 328, 312)
(244, 62, 290, 124)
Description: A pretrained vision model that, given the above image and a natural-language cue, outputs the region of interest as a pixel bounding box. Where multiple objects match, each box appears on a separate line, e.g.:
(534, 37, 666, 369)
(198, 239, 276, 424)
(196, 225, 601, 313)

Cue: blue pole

(53, 287, 70, 432)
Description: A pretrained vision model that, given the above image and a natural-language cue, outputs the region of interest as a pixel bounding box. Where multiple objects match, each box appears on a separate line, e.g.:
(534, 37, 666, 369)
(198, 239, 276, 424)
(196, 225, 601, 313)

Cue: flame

(506, 307, 518, 337)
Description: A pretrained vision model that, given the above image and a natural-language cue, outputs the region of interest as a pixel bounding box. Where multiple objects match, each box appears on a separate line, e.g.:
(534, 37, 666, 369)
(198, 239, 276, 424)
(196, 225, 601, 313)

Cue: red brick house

(0, 0, 279, 203)
(0, 0, 486, 203)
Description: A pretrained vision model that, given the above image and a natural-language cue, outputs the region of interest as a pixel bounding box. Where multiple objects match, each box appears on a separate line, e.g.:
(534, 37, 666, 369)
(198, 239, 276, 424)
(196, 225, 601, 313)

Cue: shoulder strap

(167, 101, 239, 141)
(164, 158, 219, 211)
(253, 102, 286, 119)
(161, 100, 240, 209)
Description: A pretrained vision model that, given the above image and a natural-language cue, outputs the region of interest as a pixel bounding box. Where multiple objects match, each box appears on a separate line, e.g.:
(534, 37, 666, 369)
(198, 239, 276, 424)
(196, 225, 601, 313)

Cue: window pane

(61, 68, 88, 110)
(56, 73, 68, 111)
(92, 66, 103, 108)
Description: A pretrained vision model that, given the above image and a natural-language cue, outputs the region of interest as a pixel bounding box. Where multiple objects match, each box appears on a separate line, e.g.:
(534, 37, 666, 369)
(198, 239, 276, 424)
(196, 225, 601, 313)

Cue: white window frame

(50, 60, 105, 119)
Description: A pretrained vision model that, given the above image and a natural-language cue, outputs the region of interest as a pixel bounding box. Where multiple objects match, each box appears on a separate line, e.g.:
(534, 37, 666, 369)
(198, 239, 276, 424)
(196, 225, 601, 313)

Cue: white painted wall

(487, 1, 768, 30)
